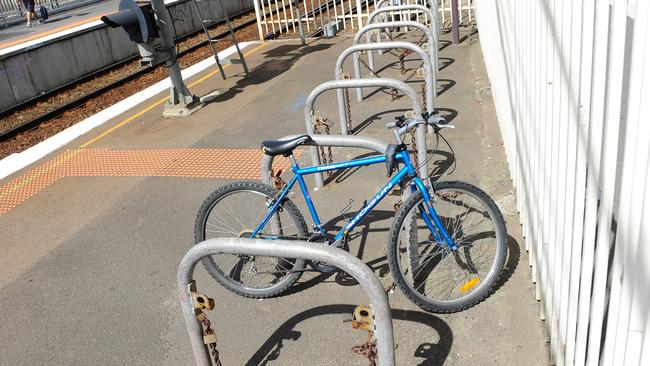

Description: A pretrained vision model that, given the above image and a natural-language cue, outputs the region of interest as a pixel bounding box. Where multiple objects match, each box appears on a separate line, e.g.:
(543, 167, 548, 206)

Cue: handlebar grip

(385, 121, 399, 129)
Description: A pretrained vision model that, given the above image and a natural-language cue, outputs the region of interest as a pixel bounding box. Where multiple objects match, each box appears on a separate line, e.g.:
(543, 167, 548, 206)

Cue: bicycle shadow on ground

(336, 228, 522, 303)
(200, 41, 335, 105)
(244, 304, 453, 366)
(281, 209, 395, 296)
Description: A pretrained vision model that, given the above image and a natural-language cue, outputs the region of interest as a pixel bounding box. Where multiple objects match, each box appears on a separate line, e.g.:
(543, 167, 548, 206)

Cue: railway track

(0, 0, 367, 158)
(0, 9, 259, 142)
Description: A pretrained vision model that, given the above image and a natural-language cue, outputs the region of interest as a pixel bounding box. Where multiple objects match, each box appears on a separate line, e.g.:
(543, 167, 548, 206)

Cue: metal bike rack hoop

(376, 0, 439, 10)
(369, 4, 438, 29)
(261, 133, 390, 186)
(355, 20, 438, 84)
(367, 4, 439, 58)
(178, 238, 395, 366)
(304, 78, 426, 188)
(337, 41, 435, 126)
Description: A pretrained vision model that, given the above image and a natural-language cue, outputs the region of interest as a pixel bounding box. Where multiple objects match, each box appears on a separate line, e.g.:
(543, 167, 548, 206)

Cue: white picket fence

(477, 0, 650, 365)
(251, 0, 475, 39)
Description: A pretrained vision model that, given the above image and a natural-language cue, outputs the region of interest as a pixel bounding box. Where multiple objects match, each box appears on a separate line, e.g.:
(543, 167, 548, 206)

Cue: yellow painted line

(1, 42, 272, 215)
(0, 14, 109, 50)
(79, 98, 168, 148)
(0, 150, 80, 199)
(80, 42, 268, 148)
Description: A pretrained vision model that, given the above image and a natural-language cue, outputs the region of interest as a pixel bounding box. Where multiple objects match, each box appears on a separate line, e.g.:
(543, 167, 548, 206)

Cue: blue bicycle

(194, 116, 506, 313)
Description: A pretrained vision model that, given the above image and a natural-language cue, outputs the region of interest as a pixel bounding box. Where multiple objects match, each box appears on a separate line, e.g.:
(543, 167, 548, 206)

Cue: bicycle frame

(251, 149, 457, 250)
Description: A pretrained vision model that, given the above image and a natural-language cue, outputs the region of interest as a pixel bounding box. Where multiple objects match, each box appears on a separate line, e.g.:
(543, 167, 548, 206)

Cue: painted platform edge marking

(0, 41, 258, 181)
(0, 0, 185, 56)
(0, 148, 297, 215)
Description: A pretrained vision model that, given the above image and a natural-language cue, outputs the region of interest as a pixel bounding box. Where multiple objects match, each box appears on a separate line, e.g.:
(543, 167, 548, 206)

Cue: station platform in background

(0, 0, 118, 51)
(0, 34, 548, 365)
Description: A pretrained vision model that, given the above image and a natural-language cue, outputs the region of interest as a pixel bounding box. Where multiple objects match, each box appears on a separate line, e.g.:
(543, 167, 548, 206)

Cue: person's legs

(23, 0, 35, 26)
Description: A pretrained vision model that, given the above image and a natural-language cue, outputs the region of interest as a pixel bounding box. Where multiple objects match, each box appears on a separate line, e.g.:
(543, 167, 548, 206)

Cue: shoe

(38, 19, 44, 24)
(26, 22, 32, 27)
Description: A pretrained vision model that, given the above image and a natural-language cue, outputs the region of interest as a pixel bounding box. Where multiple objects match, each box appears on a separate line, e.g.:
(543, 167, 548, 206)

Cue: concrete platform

(0, 0, 118, 49)
(0, 34, 548, 365)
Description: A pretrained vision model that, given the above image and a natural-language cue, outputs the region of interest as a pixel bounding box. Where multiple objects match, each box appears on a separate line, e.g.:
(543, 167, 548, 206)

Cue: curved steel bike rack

(261, 134, 389, 187)
(303, 78, 427, 188)
(376, 0, 439, 10)
(352, 21, 438, 101)
(369, 4, 437, 29)
(178, 238, 395, 366)
(336, 41, 435, 121)
(366, 4, 440, 58)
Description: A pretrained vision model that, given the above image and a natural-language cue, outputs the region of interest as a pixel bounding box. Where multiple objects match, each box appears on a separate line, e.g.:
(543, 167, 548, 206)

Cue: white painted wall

(476, 0, 650, 364)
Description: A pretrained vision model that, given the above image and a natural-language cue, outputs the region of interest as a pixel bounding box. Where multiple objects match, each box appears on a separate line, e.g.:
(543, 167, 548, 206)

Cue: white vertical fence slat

(477, 0, 650, 364)
(250, 0, 475, 39)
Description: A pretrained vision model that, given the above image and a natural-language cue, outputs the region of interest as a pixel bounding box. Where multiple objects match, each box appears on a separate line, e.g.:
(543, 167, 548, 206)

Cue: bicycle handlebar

(386, 114, 453, 142)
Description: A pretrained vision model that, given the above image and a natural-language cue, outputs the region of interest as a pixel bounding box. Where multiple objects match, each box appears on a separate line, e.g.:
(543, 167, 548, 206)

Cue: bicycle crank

(307, 232, 345, 273)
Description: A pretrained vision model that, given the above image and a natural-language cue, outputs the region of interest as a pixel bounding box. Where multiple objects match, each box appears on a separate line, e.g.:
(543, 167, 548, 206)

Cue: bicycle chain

(199, 313, 223, 366)
(403, 62, 424, 83)
(358, 56, 399, 101)
(421, 82, 428, 113)
(342, 73, 354, 133)
(352, 331, 378, 366)
(358, 56, 380, 78)
(313, 114, 334, 176)
(410, 128, 419, 169)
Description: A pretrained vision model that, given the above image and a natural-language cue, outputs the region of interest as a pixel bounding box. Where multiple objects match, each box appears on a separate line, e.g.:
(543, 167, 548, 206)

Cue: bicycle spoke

(393, 184, 504, 309)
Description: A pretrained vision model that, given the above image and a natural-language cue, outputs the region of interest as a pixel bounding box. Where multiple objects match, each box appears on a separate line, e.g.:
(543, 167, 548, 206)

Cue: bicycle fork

(399, 149, 458, 252)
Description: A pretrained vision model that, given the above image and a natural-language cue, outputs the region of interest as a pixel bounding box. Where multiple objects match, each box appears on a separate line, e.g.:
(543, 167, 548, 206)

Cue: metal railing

(178, 238, 395, 366)
(250, 0, 475, 40)
(478, 0, 650, 364)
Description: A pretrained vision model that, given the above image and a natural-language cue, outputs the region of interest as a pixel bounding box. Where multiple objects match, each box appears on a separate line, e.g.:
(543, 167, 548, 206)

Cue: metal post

(252, 0, 265, 40)
(294, 0, 305, 45)
(190, 0, 227, 79)
(216, 0, 249, 76)
(451, 0, 460, 45)
(150, 0, 202, 117)
(178, 239, 395, 366)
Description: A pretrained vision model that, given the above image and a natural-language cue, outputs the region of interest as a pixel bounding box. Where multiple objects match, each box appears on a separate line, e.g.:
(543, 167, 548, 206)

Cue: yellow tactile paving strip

(0, 148, 297, 215)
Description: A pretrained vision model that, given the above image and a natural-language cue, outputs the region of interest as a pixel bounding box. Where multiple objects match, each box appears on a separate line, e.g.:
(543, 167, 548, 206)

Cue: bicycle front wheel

(387, 180, 507, 313)
(194, 181, 309, 298)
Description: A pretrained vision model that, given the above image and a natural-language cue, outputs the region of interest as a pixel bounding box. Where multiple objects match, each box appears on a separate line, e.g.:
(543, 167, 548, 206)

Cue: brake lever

(393, 115, 407, 127)
(426, 114, 455, 128)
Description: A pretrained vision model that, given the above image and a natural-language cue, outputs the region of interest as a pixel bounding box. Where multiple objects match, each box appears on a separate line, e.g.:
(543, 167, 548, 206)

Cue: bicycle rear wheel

(387, 180, 507, 313)
(194, 181, 309, 298)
